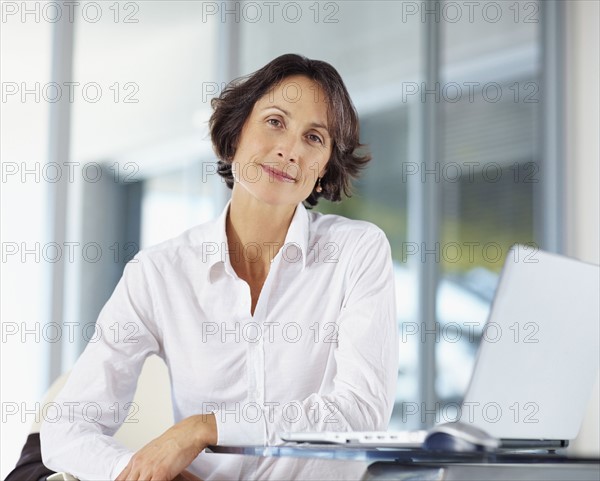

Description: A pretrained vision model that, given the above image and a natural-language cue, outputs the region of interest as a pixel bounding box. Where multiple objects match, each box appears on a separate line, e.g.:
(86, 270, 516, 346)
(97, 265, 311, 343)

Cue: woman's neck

(226, 187, 297, 278)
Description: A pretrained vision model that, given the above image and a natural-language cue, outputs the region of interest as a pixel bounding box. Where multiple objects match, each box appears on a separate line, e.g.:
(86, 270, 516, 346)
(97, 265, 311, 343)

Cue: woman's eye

(267, 118, 282, 127)
(308, 134, 323, 144)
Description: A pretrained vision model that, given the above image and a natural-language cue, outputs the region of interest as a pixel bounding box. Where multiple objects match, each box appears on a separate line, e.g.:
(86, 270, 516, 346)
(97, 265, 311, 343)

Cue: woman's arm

(114, 414, 215, 481)
(40, 253, 163, 480)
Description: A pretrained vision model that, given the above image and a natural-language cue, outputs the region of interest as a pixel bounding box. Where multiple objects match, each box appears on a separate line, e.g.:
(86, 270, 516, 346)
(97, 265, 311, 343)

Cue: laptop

(281, 245, 600, 449)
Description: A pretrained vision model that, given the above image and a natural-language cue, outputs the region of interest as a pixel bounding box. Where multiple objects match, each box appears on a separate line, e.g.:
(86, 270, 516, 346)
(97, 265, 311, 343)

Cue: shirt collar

(206, 199, 309, 283)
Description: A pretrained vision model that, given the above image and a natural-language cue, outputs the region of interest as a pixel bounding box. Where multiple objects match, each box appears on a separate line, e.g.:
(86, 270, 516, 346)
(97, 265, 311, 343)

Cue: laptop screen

(460, 245, 599, 441)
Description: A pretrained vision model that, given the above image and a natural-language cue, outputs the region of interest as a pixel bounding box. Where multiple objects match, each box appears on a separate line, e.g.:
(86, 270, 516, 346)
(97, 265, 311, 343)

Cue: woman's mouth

(261, 164, 296, 183)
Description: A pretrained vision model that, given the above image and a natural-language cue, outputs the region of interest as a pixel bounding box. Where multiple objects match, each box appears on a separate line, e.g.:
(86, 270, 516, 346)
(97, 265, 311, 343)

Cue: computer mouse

(423, 422, 500, 453)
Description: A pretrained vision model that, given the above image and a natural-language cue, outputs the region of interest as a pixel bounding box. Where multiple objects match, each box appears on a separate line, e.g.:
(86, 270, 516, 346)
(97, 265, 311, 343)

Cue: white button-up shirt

(41, 199, 398, 480)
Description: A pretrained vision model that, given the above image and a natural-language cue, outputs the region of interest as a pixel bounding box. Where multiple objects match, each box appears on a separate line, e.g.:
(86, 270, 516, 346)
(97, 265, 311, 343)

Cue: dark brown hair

(209, 53, 371, 208)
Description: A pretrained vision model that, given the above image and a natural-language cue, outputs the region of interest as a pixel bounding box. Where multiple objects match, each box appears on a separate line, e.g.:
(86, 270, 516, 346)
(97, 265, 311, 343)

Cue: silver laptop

(281, 245, 600, 449)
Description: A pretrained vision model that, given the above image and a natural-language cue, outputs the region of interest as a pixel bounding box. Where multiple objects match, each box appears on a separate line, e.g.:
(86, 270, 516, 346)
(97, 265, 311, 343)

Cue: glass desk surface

(207, 444, 600, 481)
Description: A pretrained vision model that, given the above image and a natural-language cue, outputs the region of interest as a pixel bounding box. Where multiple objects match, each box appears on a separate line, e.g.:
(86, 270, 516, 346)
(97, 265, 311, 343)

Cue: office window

(71, 1, 217, 172)
(65, 0, 219, 358)
(141, 162, 221, 248)
(436, 4, 540, 411)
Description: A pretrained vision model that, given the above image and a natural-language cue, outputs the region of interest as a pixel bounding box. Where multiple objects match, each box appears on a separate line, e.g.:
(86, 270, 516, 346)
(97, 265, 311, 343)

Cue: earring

(315, 177, 323, 193)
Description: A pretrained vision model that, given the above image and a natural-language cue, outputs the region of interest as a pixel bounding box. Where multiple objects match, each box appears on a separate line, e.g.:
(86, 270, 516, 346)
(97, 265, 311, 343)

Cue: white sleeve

(40, 252, 163, 481)
(215, 228, 399, 445)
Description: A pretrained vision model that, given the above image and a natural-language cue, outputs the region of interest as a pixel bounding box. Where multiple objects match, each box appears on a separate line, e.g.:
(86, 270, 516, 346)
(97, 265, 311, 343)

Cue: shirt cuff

(110, 452, 134, 480)
(212, 407, 266, 446)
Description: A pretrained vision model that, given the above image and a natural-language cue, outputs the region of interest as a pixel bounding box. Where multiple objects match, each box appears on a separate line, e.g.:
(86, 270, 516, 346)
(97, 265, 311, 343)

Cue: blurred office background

(1, 0, 598, 475)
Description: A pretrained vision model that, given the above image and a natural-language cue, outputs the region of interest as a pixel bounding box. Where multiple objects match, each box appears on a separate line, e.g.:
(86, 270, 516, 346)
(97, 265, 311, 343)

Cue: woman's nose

(276, 134, 301, 163)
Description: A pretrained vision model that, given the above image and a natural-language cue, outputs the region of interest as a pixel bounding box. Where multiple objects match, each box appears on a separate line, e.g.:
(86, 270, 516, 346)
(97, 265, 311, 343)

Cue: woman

(41, 53, 398, 481)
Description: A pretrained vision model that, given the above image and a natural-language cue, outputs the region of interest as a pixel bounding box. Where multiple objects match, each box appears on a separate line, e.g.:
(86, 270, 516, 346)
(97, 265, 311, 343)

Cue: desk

(209, 445, 600, 480)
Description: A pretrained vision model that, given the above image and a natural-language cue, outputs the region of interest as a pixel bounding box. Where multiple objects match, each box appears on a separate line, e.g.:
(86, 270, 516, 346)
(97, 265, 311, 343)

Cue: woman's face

(231, 75, 333, 207)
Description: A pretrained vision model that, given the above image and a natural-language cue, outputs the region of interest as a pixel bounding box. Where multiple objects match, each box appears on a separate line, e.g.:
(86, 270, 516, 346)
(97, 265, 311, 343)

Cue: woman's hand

(115, 413, 216, 481)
